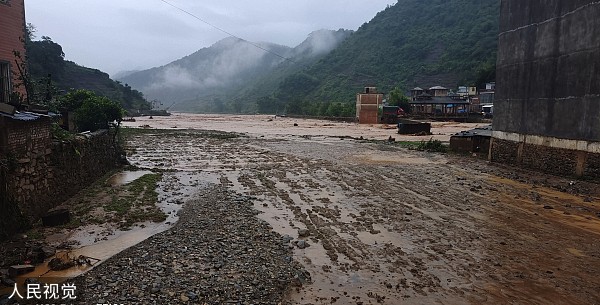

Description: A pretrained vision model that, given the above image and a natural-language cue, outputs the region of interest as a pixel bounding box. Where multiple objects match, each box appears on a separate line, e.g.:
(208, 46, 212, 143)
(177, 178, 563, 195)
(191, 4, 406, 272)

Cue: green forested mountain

(119, 37, 294, 113)
(119, 29, 352, 113)
(26, 36, 151, 112)
(259, 0, 500, 114)
(116, 0, 499, 116)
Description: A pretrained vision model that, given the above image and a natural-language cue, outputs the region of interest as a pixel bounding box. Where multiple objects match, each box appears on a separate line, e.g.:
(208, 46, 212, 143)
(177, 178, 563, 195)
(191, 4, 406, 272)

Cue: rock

(24, 278, 40, 285)
(1, 277, 15, 286)
(298, 229, 310, 238)
(186, 292, 197, 300)
(296, 240, 309, 249)
(8, 265, 34, 277)
(180, 294, 189, 302)
(41, 208, 71, 227)
(543, 205, 554, 210)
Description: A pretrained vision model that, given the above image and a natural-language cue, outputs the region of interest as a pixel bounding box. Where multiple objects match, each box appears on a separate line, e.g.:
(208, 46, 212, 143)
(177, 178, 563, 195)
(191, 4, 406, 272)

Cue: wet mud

(120, 123, 600, 305)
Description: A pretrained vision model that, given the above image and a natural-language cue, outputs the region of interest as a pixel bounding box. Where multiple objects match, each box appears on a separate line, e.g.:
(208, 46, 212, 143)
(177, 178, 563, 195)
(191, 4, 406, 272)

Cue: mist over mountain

(120, 0, 499, 115)
(262, 0, 500, 114)
(119, 29, 352, 112)
(112, 69, 141, 80)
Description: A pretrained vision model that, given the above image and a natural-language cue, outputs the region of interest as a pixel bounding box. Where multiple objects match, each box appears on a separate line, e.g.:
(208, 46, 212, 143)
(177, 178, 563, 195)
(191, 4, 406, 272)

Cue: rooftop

(0, 111, 50, 122)
(410, 96, 469, 105)
(452, 125, 493, 138)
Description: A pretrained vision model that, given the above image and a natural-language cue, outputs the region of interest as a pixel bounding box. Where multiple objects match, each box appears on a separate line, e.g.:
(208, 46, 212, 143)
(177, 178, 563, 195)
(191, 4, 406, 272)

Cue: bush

(416, 138, 447, 153)
(59, 89, 125, 132)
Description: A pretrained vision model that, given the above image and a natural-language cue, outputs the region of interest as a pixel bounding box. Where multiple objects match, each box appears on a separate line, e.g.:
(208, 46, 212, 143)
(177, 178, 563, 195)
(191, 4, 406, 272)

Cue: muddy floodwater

(117, 114, 600, 304)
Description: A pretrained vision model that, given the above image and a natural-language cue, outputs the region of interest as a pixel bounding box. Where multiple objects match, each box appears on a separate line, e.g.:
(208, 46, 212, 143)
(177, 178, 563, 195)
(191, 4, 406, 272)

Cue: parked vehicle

(381, 106, 405, 124)
(482, 105, 494, 118)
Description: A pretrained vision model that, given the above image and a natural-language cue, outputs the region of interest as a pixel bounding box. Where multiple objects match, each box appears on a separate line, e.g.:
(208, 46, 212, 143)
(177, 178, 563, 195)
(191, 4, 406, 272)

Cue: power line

(159, 0, 299, 65)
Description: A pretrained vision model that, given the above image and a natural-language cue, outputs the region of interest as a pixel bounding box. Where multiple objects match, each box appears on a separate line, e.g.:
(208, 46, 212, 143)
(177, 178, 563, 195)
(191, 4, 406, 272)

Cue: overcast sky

(25, 0, 397, 77)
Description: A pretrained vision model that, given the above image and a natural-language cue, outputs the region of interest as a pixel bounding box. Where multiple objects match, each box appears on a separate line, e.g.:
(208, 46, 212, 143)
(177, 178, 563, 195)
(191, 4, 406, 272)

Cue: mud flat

(4, 115, 599, 305)
(123, 113, 487, 142)
(113, 127, 600, 304)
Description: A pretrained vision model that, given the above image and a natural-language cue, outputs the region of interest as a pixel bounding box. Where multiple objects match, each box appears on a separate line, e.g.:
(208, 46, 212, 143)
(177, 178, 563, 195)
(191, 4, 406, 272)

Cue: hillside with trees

(119, 29, 352, 113)
(115, 0, 499, 116)
(24, 27, 152, 114)
(260, 0, 500, 115)
(225, 0, 500, 116)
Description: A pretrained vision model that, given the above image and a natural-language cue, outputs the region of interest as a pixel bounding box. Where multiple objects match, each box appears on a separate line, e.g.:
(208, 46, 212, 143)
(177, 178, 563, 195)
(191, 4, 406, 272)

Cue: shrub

(416, 138, 447, 153)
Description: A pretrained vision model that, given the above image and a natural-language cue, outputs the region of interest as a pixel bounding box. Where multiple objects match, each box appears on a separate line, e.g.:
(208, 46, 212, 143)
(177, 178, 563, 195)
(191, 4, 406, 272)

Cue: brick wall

(0, 0, 27, 97)
(356, 93, 383, 124)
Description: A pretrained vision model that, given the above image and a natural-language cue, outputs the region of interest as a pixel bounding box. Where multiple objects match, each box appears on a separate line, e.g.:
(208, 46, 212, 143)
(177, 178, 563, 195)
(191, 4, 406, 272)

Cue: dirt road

(118, 116, 600, 305)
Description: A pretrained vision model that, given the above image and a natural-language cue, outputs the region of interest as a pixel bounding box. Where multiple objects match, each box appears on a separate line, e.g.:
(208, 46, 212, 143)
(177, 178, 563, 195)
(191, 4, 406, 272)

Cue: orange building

(356, 86, 383, 124)
(0, 0, 27, 105)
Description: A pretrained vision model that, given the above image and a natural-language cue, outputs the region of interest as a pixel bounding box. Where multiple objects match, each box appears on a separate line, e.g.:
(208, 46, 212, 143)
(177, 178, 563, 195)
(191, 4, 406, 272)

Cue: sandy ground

(123, 113, 489, 142)
(113, 114, 600, 304)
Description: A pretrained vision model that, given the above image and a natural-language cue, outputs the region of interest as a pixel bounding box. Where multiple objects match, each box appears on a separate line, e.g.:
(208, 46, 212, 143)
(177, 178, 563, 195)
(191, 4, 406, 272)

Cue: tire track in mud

(244, 146, 487, 304)
(126, 131, 600, 305)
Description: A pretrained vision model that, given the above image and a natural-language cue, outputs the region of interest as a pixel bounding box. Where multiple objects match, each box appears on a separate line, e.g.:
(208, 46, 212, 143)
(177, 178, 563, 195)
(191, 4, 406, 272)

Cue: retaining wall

(0, 119, 119, 237)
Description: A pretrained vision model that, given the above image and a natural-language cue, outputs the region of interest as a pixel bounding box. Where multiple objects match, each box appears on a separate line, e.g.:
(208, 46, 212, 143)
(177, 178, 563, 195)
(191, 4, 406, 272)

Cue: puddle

(566, 248, 586, 257)
(107, 170, 153, 186)
(8, 171, 206, 284)
(349, 153, 444, 165)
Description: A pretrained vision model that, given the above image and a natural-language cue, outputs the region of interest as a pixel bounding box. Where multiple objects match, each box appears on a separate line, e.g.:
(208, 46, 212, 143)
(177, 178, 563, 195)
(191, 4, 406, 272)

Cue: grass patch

(58, 171, 168, 231)
(62, 218, 82, 229)
(415, 138, 448, 153)
(26, 229, 44, 240)
(127, 173, 161, 205)
(397, 141, 421, 149)
(105, 197, 133, 214)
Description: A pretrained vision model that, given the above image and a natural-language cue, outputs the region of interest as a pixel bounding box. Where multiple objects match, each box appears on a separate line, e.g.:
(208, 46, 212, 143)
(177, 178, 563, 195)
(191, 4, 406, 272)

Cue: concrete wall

(494, 0, 600, 140)
(492, 0, 600, 177)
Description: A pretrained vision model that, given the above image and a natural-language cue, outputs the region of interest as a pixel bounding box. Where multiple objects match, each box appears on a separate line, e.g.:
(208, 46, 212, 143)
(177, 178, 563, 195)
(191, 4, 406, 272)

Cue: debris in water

(47, 252, 100, 271)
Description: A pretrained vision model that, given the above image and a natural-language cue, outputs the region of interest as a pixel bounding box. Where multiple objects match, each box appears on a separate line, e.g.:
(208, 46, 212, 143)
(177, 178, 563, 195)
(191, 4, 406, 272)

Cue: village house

(409, 86, 469, 119)
(457, 86, 477, 99)
(356, 86, 384, 124)
(479, 82, 495, 117)
(0, 0, 27, 107)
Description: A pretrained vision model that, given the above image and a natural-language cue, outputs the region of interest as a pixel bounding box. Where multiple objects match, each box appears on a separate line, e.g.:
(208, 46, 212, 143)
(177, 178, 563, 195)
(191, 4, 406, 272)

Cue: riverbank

(2, 115, 599, 305)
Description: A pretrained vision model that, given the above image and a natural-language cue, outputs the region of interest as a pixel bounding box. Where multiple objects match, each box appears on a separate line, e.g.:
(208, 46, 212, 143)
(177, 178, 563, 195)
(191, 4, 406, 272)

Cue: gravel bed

(74, 186, 309, 305)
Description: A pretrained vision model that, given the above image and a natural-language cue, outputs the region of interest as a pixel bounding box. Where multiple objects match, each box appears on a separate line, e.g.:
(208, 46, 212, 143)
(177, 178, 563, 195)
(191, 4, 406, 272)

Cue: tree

(26, 36, 66, 81)
(58, 89, 96, 111)
(473, 61, 496, 89)
(388, 87, 411, 113)
(59, 89, 124, 132)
